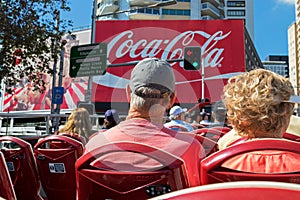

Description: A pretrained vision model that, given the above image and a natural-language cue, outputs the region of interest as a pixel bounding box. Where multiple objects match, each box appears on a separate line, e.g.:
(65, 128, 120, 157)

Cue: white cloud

(277, 0, 295, 5)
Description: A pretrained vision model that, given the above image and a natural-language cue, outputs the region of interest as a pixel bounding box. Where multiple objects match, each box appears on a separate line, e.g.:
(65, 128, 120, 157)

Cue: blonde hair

(223, 69, 294, 138)
(59, 107, 92, 139)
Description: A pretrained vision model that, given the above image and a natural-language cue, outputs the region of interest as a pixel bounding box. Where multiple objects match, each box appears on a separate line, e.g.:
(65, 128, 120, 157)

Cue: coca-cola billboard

(93, 20, 246, 110)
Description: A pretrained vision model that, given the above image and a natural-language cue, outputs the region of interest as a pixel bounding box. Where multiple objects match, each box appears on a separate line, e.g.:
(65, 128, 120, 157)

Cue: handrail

(0, 112, 110, 136)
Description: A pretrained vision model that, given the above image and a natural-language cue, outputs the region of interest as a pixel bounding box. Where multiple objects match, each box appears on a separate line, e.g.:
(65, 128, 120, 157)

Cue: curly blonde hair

(223, 69, 294, 138)
(59, 107, 92, 139)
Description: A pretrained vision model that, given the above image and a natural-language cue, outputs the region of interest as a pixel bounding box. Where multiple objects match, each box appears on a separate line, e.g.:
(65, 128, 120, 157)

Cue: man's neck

(126, 109, 164, 125)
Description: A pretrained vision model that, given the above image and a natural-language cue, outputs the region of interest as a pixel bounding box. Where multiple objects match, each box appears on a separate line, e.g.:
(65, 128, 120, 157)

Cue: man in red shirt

(85, 58, 205, 186)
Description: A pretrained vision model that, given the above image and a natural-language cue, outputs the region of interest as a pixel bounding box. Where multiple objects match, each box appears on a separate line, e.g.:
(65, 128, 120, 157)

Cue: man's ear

(168, 92, 176, 109)
(126, 85, 131, 102)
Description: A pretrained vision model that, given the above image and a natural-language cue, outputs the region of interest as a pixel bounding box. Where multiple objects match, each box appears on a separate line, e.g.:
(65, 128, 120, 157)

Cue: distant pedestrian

(200, 112, 212, 126)
(190, 110, 204, 129)
(209, 100, 227, 127)
(102, 109, 120, 130)
(164, 105, 194, 132)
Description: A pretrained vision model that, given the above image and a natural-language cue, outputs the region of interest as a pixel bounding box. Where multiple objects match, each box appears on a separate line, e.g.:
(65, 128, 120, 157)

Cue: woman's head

(223, 69, 295, 138)
(59, 107, 92, 138)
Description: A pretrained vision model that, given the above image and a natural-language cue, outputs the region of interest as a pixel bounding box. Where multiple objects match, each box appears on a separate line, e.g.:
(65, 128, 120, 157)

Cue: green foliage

(0, 0, 72, 93)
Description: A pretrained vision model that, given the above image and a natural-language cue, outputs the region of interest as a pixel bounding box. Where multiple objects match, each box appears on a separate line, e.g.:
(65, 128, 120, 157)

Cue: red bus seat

(166, 125, 188, 132)
(34, 135, 84, 200)
(0, 136, 42, 200)
(149, 181, 300, 200)
(194, 128, 225, 142)
(184, 132, 217, 156)
(75, 141, 189, 200)
(212, 126, 232, 134)
(194, 134, 218, 156)
(0, 151, 16, 200)
(200, 139, 300, 185)
(283, 132, 300, 142)
(57, 133, 87, 146)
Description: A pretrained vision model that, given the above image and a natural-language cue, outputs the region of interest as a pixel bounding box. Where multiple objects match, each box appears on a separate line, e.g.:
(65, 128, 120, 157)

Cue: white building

(224, 0, 254, 41)
(288, 0, 300, 95)
(262, 55, 289, 78)
(96, 0, 254, 41)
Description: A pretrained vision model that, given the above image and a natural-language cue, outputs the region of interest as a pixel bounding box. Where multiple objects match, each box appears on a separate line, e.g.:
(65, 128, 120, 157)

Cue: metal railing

(0, 111, 109, 136)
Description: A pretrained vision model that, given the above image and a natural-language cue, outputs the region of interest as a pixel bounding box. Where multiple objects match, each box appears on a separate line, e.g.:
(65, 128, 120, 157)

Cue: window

(162, 9, 190, 16)
(227, 10, 245, 16)
(227, 1, 245, 7)
(153, 9, 159, 15)
(131, 8, 160, 15)
(183, 10, 191, 15)
(177, 10, 184, 15)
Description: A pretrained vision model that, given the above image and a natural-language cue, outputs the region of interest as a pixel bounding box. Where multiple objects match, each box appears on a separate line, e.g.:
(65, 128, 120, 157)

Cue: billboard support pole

(50, 9, 61, 133)
(201, 58, 205, 112)
(55, 44, 65, 116)
(0, 79, 5, 112)
(201, 58, 205, 100)
(85, 0, 98, 104)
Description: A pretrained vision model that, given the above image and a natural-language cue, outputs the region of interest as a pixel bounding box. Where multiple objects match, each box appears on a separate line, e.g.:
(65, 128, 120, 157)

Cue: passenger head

(190, 110, 201, 123)
(223, 69, 295, 138)
(169, 105, 187, 120)
(184, 112, 192, 123)
(212, 100, 227, 123)
(59, 107, 92, 139)
(200, 112, 210, 121)
(126, 58, 175, 121)
(103, 109, 120, 129)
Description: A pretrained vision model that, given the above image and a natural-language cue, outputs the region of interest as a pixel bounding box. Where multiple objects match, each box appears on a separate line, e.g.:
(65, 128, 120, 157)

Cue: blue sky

(63, 0, 296, 61)
(254, 0, 295, 60)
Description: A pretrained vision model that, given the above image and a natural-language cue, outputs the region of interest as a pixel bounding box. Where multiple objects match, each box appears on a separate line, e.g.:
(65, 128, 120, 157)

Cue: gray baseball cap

(129, 58, 175, 97)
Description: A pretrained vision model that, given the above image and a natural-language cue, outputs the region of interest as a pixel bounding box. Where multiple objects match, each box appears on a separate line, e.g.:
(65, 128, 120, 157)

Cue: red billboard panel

(93, 20, 246, 107)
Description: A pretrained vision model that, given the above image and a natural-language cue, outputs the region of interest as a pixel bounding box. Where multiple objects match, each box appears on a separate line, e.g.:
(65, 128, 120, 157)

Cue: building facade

(262, 55, 289, 78)
(288, 0, 300, 96)
(96, 0, 254, 40)
(224, 0, 254, 41)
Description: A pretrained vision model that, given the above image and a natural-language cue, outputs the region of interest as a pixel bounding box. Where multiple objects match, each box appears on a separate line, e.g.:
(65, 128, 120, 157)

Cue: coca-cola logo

(107, 29, 231, 69)
(93, 21, 245, 104)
